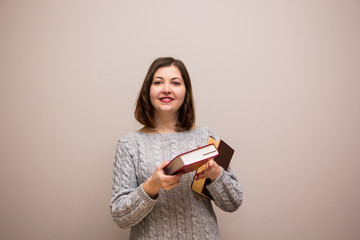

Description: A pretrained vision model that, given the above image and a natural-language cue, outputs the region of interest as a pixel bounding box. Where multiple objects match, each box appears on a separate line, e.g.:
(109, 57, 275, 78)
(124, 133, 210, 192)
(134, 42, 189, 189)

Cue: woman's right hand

(142, 161, 183, 198)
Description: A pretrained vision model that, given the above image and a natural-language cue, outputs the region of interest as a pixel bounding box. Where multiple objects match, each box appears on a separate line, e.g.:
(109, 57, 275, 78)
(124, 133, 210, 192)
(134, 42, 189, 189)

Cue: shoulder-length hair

(134, 57, 195, 131)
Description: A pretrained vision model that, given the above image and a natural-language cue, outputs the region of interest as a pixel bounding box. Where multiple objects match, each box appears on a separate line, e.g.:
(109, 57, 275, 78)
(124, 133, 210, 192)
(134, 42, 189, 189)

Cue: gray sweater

(110, 126, 243, 240)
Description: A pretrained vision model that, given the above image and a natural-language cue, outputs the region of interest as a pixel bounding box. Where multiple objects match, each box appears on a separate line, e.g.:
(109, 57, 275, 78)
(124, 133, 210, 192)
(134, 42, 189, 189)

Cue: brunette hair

(134, 57, 195, 131)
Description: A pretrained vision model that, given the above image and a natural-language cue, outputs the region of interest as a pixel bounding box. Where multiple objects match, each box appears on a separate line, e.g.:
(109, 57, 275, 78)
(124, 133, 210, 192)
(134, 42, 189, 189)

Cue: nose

(162, 82, 172, 94)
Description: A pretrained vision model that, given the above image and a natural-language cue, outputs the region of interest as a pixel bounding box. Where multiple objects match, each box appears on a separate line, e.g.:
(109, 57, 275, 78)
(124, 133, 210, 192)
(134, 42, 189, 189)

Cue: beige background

(1, 0, 360, 239)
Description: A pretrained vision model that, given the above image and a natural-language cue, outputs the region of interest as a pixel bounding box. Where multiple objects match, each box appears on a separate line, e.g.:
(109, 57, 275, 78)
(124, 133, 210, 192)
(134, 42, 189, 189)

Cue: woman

(110, 57, 242, 239)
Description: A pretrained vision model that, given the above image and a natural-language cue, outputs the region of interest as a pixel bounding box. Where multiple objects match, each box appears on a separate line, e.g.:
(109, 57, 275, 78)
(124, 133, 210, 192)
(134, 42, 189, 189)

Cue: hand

(143, 161, 183, 198)
(195, 159, 222, 182)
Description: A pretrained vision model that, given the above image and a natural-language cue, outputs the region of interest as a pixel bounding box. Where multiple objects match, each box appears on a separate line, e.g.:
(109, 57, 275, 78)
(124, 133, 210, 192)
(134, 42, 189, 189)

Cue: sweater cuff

(207, 168, 226, 192)
(139, 184, 159, 202)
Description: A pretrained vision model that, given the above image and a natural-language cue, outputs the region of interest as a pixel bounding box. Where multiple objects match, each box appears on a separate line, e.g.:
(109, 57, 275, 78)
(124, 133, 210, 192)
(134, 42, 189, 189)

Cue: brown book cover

(163, 143, 219, 175)
(191, 137, 235, 200)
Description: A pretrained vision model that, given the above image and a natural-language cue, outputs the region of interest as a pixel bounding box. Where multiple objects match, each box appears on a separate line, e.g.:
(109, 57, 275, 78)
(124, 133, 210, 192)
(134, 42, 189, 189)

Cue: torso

(123, 126, 222, 239)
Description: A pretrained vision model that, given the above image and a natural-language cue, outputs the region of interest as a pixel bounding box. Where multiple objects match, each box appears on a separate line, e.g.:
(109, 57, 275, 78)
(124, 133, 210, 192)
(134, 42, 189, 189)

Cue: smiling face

(149, 65, 186, 118)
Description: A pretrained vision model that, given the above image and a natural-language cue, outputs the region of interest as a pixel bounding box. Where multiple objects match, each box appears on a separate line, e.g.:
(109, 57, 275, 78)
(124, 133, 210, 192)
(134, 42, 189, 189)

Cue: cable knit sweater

(110, 126, 242, 240)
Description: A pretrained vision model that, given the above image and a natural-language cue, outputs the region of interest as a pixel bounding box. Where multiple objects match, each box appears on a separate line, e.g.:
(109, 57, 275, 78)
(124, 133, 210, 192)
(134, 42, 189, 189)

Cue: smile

(160, 97, 174, 103)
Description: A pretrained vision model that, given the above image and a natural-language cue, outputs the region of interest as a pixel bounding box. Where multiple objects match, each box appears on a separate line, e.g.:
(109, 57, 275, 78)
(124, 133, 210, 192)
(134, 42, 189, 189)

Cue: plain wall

(1, 0, 360, 239)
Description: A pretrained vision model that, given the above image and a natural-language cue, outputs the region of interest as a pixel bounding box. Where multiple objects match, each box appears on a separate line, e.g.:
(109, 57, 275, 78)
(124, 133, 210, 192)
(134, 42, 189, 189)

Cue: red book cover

(163, 144, 219, 175)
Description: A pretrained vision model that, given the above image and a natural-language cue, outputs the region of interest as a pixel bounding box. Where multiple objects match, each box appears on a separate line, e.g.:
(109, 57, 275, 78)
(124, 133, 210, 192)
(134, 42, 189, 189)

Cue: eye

(153, 80, 162, 85)
(172, 80, 182, 86)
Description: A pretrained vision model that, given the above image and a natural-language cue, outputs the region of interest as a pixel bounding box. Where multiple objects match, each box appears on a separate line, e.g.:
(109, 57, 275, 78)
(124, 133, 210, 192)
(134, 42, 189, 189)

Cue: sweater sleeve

(110, 138, 157, 228)
(206, 167, 243, 212)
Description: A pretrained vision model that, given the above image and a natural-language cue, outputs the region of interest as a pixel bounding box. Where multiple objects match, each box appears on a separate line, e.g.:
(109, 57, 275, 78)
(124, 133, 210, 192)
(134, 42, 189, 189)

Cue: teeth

(160, 97, 173, 102)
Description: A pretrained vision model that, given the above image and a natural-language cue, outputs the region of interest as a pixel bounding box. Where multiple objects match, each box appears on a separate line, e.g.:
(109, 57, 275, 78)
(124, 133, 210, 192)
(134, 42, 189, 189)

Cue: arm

(110, 138, 183, 228)
(206, 167, 243, 212)
(195, 159, 242, 212)
(110, 139, 157, 228)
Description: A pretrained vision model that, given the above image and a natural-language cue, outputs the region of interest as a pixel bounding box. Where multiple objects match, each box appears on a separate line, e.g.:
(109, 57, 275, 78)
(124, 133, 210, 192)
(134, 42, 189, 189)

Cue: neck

(153, 112, 178, 134)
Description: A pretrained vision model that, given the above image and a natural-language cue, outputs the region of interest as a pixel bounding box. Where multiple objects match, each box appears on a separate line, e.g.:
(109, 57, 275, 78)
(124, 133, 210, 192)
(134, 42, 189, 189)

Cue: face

(150, 65, 186, 117)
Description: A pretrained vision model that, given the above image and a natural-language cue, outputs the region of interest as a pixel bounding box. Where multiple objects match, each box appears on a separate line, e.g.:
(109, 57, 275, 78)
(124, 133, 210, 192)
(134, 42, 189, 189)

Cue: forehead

(153, 65, 182, 78)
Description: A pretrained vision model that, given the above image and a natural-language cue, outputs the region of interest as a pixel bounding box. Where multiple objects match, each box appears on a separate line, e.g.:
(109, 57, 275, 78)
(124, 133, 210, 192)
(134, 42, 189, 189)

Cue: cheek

(177, 87, 186, 102)
(149, 88, 157, 107)
(149, 87, 158, 100)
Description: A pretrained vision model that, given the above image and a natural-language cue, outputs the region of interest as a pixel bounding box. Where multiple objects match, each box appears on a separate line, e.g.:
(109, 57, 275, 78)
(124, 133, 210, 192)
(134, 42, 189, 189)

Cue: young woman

(110, 57, 242, 239)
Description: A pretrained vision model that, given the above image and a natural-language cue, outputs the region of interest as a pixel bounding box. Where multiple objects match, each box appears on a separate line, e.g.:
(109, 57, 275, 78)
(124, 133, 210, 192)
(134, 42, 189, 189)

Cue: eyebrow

(153, 76, 183, 81)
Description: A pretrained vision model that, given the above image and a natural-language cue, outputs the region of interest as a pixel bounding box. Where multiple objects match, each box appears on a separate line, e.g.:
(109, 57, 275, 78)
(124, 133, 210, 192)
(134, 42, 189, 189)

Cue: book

(191, 137, 235, 200)
(163, 144, 219, 175)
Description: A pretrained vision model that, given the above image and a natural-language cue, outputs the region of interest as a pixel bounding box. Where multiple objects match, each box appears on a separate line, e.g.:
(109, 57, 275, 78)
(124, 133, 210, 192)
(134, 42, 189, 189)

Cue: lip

(159, 97, 174, 103)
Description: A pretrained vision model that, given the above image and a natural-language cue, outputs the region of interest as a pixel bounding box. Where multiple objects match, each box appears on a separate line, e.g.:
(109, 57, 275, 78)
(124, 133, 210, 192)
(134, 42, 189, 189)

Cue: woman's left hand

(195, 159, 222, 181)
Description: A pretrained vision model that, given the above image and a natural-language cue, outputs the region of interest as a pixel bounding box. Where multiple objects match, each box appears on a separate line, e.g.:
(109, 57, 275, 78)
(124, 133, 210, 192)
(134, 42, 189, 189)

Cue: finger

(196, 172, 208, 180)
(206, 160, 214, 170)
(196, 170, 205, 176)
(164, 181, 179, 190)
(175, 172, 184, 179)
(171, 181, 180, 188)
(162, 174, 181, 185)
(162, 180, 174, 190)
(195, 170, 206, 180)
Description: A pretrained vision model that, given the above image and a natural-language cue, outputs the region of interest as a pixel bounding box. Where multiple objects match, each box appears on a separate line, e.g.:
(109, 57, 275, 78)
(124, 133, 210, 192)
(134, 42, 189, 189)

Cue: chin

(156, 106, 179, 113)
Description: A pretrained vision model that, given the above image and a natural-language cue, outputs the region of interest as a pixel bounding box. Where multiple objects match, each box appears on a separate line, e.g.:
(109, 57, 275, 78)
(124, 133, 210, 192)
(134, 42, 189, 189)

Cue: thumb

(158, 160, 170, 170)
